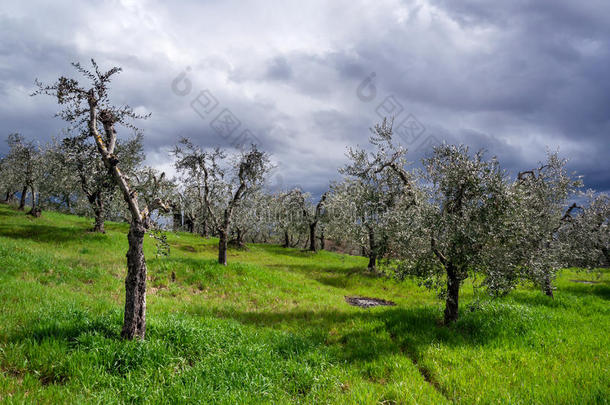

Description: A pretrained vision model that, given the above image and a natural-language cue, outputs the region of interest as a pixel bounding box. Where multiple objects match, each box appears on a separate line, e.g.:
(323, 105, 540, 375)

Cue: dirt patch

(345, 296, 396, 308)
(179, 245, 197, 252)
(569, 279, 601, 284)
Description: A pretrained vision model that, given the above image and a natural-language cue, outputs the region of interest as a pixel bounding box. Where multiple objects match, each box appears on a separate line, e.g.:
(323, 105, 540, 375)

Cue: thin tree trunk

(236, 228, 244, 247)
(444, 263, 460, 324)
(320, 230, 325, 250)
(283, 230, 290, 248)
(186, 217, 194, 233)
(27, 186, 41, 217)
(309, 222, 317, 252)
(218, 229, 228, 265)
(368, 253, 377, 271)
(93, 198, 105, 233)
(121, 222, 147, 340)
(172, 210, 182, 231)
(18, 186, 27, 210)
(543, 274, 554, 298)
(30, 186, 36, 209)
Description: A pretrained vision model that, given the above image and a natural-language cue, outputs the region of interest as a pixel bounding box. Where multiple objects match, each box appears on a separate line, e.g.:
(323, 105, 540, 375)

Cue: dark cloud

(0, 0, 608, 195)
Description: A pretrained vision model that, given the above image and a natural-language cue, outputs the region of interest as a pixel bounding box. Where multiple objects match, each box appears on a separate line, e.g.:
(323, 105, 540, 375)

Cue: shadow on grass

(256, 244, 323, 259)
(268, 262, 371, 277)
(206, 303, 523, 363)
(9, 309, 122, 344)
(0, 224, 92, 244)
(559, 283, 610, 300)
(0, 206, 21, 217)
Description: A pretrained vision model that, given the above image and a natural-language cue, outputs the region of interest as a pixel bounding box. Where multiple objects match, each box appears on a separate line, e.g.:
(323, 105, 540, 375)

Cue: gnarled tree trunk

(93, 197, 105, 233)
(121, 223, 147, 339)
(543, 274, 554, 298)
(309, 222, 317, 252)
(218, 229, 228, 265)
(444, 263, 461, 324)
(3, 190, 15, 203)
(18, 186, 27, 210)
(283, 230, 290, 248)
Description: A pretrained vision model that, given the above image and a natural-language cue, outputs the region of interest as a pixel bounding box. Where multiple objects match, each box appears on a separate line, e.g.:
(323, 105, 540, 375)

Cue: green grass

(0, 204, 608, 404)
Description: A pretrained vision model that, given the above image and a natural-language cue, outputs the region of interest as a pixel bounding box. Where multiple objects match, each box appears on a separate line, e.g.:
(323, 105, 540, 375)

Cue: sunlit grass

(0, 204, 608, 403)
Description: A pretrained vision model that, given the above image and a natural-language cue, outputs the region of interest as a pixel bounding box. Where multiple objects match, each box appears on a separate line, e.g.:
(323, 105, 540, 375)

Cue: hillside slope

(0, 205, 608, 404)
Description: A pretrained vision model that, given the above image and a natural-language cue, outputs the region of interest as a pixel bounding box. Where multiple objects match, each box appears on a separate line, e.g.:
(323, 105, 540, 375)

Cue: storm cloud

(1, 0, 608, 195)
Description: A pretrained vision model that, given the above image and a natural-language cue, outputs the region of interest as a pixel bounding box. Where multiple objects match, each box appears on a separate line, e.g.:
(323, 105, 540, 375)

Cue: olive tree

(4, 134, 42, 212)
(57, 132, 144, 232)
(332, 120, 416, 271)
(35, 60, 169, 339)
(303, 192, 327, 252)
(171, 138, 224, 236)
(559, 191, 609, 269)
(172, 137, 271, 265)
(229, 190, 273, 246)
(512, 153, 582, 297)
(395, 145, 515, 324)
(0, 151, 20, 203)
(273, 188, 309, 248)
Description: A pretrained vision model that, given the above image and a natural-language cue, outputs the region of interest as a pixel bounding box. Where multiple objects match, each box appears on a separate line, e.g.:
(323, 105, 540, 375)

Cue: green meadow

(0, 204, 608, 404)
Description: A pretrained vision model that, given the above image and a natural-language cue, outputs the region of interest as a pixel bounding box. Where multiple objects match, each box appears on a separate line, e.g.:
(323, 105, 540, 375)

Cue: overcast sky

(1, 0, 609, 196)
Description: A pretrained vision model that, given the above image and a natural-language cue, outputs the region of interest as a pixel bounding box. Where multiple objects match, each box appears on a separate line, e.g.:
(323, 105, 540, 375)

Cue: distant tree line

(0, 60, 607, 338)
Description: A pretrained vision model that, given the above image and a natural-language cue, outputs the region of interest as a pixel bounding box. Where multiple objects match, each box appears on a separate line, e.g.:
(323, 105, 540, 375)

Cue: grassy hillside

(0, 204, 608, 404)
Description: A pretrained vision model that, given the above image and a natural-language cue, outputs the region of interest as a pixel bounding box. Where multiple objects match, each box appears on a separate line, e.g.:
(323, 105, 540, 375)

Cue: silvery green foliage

(3, 134, 43, 208)
(133, 166, 176, 222)
(393, 144, 516, 322)
(327, 119, 417, 266)
(171, 137, 224, 235)
(511, 152, 582, 296)
(172, 137, 272, 264)
(273, 188, 309, 247)
(301, 191, 327, 251)
(559, 191, 609, 268)
(38, 138, 81, 211)
(173, 139, 271, 234)
(230, 189, 274, 245)
(0, 137, 27, 202)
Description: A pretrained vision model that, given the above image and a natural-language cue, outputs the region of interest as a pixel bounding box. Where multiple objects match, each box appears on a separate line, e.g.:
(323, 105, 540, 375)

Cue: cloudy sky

(1, 0, 609, 195)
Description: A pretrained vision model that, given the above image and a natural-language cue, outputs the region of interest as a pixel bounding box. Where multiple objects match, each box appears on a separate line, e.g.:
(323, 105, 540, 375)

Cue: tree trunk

(543, 274, 554, 298)
(199, 220, 209, 237)
(18, 186, 27, 210)
(185, 217, 194, 233)
(26, 187, 41, 217)
(172, 210, 182, 231)
(368, 253, 377, 271)
(121, 222, 147, 340)
(320, 230, 325, 250)
(218, 229, 228, 265)
(444, 263, 460, 324)
(283, 230, 290, 248)
(30, 186, 36, 210)
(236, 228, 243, 246)
(309, 222, 317, 252)
(93, 198, 105, 233)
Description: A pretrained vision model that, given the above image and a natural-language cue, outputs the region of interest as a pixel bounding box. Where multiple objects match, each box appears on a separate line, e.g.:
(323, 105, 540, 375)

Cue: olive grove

(0, 59, 607, 335)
